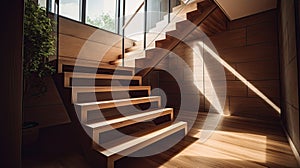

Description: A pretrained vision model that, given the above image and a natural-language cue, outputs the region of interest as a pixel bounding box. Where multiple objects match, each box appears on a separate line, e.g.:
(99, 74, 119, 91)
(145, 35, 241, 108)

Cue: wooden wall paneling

(218, 42, 278, 63)
(59, 17, 134, 65)
(59, 17, 133, 49)
(59, 34, 122, 63)
(160, 81, 181, 95)
(208, 28, 246, 50)
(247, 80, 280, 99)
(235, 60, 279, 81)
(148, 7, 281, 121)
(228, 10, 277, 30)
(246, 21, 277, 45)
(229, 97, 279, 120)
(182, 82, 202, 95)
(226, 81, 248, 97)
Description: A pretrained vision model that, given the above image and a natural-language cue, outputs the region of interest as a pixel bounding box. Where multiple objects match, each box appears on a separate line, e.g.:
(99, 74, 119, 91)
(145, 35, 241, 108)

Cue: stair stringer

(135, 0, 218, 76)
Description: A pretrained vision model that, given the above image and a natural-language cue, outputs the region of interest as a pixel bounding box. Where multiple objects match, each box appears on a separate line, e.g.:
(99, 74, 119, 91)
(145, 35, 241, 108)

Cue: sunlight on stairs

(62, 64, 187, 168)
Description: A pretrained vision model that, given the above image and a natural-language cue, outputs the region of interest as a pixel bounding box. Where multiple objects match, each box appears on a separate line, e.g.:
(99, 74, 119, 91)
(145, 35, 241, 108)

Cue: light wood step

(58, 57, 135, 75)
(96, 121, 187, 168)
(71, 86, 151, 103)
(75, 96, 161, 122)
(64, 72, 142, 87)
(85, 108, 174, 143)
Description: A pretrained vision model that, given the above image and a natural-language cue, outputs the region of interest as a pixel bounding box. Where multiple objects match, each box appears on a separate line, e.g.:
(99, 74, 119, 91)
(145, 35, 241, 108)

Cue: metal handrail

(144, 0, 192, 50)
(121, 0, 192, 67)
(121, 1, 145, 66)
(122, 1, 145, 30)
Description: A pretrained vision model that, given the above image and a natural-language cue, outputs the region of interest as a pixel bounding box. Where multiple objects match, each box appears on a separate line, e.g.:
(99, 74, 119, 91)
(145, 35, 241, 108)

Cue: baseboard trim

(281, 122, 300, 166)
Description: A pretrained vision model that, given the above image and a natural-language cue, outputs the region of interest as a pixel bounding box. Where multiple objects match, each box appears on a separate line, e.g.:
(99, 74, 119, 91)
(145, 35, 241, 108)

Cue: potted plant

(22, 0, 56, 145)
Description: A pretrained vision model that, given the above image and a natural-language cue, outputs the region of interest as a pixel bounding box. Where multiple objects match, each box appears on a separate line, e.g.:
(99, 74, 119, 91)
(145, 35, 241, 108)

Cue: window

(38, 0, 47, 8)
(59, 0, 81, 21)
(86, 0, 117, 33)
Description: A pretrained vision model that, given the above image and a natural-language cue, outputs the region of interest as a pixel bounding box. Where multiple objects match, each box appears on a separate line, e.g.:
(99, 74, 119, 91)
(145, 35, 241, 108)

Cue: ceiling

(214, 0, 277, 20)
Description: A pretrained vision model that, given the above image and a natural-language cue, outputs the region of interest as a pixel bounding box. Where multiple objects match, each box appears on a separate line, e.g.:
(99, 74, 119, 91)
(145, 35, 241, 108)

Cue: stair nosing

(97, 121, 187, 157)
(86, 108, 173, 129)
(65, 72, 142, 79)
(75, 96, 160, 107)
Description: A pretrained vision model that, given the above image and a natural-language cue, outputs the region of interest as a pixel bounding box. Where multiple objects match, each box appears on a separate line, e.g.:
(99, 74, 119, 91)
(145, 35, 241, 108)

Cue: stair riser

(63, 65, 133, 76)
(89, 109, 174, 144)
(72, 87, 151, 103)
(187, 10, 202, 22)
(79, 102, 160, 123)
(76, 97, 161, 123)
(69, 79, 140, 87)
(76, 90, 149, 103)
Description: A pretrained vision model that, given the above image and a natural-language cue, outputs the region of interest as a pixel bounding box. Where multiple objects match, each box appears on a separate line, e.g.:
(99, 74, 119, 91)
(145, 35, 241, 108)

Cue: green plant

(87, 13, 116, 32)
(23, 0, 56, 95)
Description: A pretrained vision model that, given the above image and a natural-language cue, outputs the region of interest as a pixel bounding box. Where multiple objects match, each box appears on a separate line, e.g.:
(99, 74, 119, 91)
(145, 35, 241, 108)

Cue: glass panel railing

(120, 0, 194, 68)
(42, 0, 194, 69)
(145, 0, 193, 49)
(120, 1, 145, 67)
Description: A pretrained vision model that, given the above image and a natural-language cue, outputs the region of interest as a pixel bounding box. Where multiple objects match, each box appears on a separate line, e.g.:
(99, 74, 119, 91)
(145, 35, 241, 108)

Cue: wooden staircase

(54, 0, 229, 167)
(112, 0, 227, 74)
(54, 63, 187, 168)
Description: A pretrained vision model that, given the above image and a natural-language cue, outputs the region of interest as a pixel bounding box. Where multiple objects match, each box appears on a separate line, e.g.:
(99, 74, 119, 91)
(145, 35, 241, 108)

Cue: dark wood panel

(229, 97, 279, 120)
(226, 81, 248, 97)
(208, 28, 246, 50)
(228, 10, 277, 30)
(23, 105, 70, 129)
(218, 42, 278, 63)
(236, 60, 279, 80)
(199, 8, 228, 36)
(248, 80, 280, 99)
(247, 21, 277, 45)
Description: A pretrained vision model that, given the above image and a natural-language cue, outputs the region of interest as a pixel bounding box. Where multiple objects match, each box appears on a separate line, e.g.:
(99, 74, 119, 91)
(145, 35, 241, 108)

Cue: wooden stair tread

(59, 56, 135, 74)
(75, 96, 160, 107)
(86, 108, 173, 131)
(64, 72, 142, 87)
(71, 86, 152, 103)
(96, 121, 187, 157)
(71, 86, 150, 93)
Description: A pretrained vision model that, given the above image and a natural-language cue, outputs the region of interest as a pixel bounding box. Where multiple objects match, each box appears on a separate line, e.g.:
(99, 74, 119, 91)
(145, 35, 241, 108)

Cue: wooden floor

(23, 111, 299, 168)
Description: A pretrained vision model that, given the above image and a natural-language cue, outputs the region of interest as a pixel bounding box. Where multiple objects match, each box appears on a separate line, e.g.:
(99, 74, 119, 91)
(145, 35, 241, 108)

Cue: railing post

(122, 0, 126, 67)
(168, 0, 171, 23)
(81, 0, 86, 23)
(122, 30, 125, 67)
(144, 0, 147, 49)
(55, 0, 59, 72)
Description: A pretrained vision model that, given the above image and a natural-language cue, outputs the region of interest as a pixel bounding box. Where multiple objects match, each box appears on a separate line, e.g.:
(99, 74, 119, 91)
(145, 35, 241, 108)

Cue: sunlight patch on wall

(193, 41, 225, 115)
(203, 43, 281, 114)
